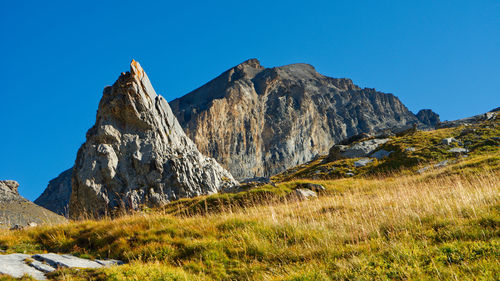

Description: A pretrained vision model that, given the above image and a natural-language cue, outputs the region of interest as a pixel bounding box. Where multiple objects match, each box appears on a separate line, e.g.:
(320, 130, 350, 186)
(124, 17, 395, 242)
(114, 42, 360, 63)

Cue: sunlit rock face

(170, 59, 423, 180)
(69, 60, 237, 219)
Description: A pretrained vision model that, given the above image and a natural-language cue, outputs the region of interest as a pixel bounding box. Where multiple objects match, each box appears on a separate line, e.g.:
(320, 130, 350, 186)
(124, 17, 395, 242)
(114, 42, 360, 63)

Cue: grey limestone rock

(354, 158, 373, 167)
(0, 180, 21, 202)
(326, 138, 390, 162)
(370, 149, 393, 159)
(448, 147, 468, 153)
(0, 253, 122, 280)
(170, 59, 427, 180)
(0, 253, 47, 280)
(294, 188, 318, 200)
(69, 60, 238, 219)
(442, 138, 458, 145)
(33, 253, 103, 269)
(434, 160, 449, 168)
(296, 183, 326, 193)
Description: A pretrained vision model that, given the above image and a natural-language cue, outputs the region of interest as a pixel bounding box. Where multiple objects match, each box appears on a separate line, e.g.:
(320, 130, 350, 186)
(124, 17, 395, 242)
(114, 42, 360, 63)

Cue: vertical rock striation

(170, 59, 426, 180)
(69, 60, 237, 219)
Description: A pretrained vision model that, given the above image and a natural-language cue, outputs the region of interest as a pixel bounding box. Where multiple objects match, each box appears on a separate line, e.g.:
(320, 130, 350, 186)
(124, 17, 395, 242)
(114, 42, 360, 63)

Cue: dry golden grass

(1, 168, 499, 280)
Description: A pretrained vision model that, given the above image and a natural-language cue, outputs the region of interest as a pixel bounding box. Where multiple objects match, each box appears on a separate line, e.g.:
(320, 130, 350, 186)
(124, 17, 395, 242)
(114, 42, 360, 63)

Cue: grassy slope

(0, 120, 499, 281)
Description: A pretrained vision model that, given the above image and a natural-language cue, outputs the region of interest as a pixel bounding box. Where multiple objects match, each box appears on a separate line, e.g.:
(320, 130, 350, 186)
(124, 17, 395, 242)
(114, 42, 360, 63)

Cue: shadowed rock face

(416, 109, 440, 127)
(69, 60, 238, 219)
(170, 59, 424, 180)
(34, 168, 72, 217)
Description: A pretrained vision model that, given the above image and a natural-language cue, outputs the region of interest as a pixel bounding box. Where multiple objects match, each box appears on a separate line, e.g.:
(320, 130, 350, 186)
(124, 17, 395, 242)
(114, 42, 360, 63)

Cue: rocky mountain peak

(0, 180, 19, 193)
(170, 59, 425, 180)
(416, 109, 440, 127)
(0, 180, 20, 201)
(69, 60, 238, 219)
(236, 58, 262, 69)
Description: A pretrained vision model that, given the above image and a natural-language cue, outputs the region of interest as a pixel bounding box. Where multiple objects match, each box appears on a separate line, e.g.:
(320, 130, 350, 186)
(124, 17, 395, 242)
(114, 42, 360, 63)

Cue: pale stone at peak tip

(130, 59, 144, 79)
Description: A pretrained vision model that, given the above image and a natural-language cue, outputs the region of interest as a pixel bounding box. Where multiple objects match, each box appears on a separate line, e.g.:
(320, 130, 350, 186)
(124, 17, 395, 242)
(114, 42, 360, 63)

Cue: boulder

(434, 160, 449, 168)
(442, 138, 458, 145)
(69, 60, 238, 219)
(294, 189, 317, 200)
(296, 183, 326, 193)
(370, 149, 393, 159)
(354, 158, 374, 167)
(325, 138, 390, 162)
(448, 148, 468, 153)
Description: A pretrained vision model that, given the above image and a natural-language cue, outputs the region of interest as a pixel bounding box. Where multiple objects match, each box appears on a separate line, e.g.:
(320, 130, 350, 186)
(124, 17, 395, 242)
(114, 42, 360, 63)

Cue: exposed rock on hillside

(0, 253, 121, 280)
(170, 59, 427, 180)
(416, 109, 440, 127)
(0, 180, 21, 202)
(438, 110, 497, 128)
(34, 168, 72, 216)
(0, 180, 65, 228)
(69, 60, 238, 219)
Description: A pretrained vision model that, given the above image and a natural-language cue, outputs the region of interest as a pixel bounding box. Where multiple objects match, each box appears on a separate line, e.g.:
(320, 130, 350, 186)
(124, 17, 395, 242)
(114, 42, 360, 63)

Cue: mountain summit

(170, 59, 428, 180)
(69, 60, 237, 219)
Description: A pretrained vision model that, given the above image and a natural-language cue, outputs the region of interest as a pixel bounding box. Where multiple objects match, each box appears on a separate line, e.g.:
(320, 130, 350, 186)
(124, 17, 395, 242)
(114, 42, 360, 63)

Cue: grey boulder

(294, 188, 318, 200)
(354, 158, 374, 167)
(370, 149, 393, 159)
(448, 147, 469, 153)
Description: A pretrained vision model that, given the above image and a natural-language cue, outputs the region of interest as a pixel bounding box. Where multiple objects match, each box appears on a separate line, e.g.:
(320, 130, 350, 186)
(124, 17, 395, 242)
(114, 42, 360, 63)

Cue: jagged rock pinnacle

(68, 60, 238, 219)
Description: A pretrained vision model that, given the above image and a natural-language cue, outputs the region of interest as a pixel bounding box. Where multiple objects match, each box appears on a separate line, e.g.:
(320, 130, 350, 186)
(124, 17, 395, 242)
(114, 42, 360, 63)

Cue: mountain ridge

(170, 58, 432, 180)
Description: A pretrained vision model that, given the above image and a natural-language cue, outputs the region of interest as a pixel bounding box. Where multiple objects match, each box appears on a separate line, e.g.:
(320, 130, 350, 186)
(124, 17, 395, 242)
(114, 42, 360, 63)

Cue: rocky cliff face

(0, 180, 21, 202)
(69, 60, 238, 219)
(170, 59, 426, 180)
(416, 109, 440, 127)
(34, 168, 72, 216)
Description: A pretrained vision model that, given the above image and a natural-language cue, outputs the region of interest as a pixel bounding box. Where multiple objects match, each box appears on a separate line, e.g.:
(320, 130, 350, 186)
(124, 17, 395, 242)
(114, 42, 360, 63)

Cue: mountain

(170, 59, 431, 180)
(34, 168, 72, 216)
(0, 180, 65, 228)
(68, 60, 238, 219)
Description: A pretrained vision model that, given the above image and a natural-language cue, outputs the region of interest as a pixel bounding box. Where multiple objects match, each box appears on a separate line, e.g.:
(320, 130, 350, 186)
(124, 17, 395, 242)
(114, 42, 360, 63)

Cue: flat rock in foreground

(0, 253, 122, 280)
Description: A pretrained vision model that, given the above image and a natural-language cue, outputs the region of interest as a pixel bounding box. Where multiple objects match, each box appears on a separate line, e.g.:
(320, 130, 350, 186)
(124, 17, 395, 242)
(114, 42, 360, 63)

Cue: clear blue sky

(1, 0, 499, 200)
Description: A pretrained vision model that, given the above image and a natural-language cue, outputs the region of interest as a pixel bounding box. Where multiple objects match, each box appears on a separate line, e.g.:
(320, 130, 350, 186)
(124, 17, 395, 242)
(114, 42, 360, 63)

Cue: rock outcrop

(416, 109, 440, 127)
(0, 180, 21, 202)
(170, 59, 428, 180)
(0, 253, 121, 280)
(438, 110, 498, 128)
(0, 180, 65, 228)
(34, 168, 72, 216)
(69, 60, 238, 219)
